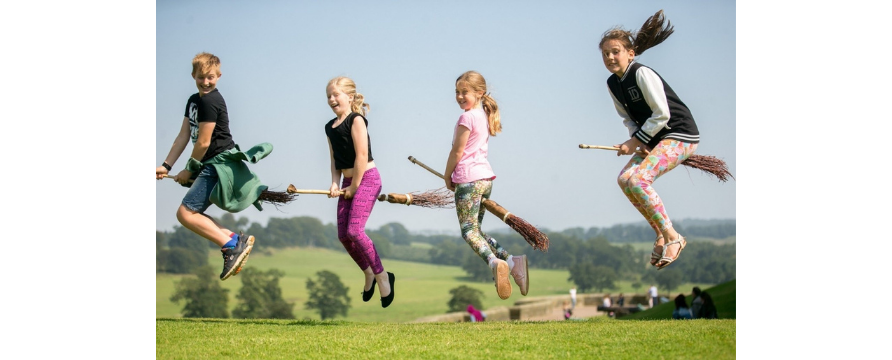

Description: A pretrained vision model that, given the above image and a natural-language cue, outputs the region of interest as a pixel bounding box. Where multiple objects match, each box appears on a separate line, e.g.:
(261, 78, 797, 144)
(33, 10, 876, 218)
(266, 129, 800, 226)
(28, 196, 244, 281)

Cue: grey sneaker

(510, 255, 529, 296)
(491, 258, 511, 300)
(220, 233, 255, 280)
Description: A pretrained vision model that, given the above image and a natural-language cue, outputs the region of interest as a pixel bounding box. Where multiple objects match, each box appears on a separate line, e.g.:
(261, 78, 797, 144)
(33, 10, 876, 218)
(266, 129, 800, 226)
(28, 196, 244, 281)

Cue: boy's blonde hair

(456, 71, 501, 136)
(327, 76, 370, 116)
(192, 52, 221, 77)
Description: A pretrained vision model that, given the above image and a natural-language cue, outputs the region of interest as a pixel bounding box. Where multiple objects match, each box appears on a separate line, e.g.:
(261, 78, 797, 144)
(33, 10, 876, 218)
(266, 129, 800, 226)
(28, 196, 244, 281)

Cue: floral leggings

(454, 179, 510, 263)
(618, 139, 698, 234)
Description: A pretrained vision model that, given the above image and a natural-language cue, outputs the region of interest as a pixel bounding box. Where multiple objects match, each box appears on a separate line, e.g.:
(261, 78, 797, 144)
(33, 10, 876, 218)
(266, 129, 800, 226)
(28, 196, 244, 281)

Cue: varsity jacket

(607, 61, 699, 148)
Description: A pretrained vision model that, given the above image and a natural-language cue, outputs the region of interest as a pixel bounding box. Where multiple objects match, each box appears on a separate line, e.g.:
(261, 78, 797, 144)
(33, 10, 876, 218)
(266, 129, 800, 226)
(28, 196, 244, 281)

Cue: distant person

(697, 291, 718, 319)
(617, 293, 626, 307)
(570, 287, 577, 309)
(467, 304, 486, 322)
(156, 52, 263, 281)
(649, 284, 658, 308)
(444, 71, 528, 300)
(602, 294, 612, 308)
(690, 287, 703, 319)
(324, 76, 394, 308)
(598, 10, 698, 270)
(672, 294, 693, 319)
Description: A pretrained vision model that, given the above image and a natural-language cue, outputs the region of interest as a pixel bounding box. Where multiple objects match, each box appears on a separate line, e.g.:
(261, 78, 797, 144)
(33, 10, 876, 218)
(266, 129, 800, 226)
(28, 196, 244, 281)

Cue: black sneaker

(220, 233, 255, 280)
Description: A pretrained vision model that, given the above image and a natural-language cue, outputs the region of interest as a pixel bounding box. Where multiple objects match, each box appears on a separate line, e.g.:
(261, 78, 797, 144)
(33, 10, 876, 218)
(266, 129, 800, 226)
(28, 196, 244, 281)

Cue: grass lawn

(157, 247, 716, 322)
(157, 316, 736, 359)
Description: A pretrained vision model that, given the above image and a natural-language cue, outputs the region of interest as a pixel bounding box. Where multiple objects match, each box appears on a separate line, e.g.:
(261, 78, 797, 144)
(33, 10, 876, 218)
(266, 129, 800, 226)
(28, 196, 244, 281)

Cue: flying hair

(599, 9, 675, 56)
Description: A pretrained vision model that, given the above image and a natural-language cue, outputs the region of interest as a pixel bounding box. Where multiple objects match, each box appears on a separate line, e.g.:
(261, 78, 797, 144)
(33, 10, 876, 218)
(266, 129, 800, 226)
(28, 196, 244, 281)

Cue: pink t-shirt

(451, 108, 495, 183)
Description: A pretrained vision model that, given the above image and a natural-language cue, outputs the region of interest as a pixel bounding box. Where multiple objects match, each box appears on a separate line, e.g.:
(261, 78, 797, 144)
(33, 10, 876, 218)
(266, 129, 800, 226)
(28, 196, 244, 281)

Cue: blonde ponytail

(481, 93, 501, 136)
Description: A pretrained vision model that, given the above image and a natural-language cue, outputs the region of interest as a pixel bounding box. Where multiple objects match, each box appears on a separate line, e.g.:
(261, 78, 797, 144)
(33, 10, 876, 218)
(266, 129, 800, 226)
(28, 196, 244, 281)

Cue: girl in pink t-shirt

(444, 71, 528, 301)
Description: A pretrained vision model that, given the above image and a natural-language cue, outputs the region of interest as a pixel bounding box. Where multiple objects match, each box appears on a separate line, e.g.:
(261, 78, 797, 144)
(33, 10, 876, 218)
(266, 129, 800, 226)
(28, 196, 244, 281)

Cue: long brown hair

(456, 71, 501, 136)
(599, 9, 675, 56)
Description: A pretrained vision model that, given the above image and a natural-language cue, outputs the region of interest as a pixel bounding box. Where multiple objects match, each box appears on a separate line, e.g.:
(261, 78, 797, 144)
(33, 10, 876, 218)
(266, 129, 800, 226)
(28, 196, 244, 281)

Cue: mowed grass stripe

(156, 317, 736, 359)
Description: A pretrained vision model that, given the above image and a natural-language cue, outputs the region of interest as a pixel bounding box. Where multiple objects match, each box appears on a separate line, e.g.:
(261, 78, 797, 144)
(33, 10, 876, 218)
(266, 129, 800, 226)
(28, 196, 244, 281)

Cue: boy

(155, 52, 256, 281)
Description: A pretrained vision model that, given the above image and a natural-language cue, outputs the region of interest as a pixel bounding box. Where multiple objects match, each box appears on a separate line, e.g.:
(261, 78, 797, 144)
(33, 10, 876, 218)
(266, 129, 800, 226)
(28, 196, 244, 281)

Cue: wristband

(161, 162, 172, 171)
(185, 157, 203, 172)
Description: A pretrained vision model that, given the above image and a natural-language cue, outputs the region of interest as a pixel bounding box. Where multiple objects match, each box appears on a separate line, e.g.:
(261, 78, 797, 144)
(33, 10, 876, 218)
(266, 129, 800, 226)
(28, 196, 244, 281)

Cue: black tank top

(325, 112, 374, 170)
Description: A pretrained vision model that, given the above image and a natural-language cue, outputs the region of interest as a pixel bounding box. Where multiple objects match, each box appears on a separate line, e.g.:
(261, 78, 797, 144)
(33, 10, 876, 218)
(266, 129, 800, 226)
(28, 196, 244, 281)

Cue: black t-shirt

(184, 89, 235, 162)
(325, 112, 374, 170)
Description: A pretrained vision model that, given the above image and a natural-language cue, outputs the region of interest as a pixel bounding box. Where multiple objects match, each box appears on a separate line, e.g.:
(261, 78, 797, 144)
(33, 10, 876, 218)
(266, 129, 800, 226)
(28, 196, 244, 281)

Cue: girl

(324, 76, 394, 308)
(445, 71, 528, 300)
(599, 10, 700, 270)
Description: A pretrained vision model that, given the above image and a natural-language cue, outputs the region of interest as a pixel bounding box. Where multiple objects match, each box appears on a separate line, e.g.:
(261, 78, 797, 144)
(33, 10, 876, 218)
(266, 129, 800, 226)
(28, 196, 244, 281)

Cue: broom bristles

(258, 190, 298, 208)
(682, 154, 734, 182)
(504, 215, 550, 253)
(378, 188, 455, 209)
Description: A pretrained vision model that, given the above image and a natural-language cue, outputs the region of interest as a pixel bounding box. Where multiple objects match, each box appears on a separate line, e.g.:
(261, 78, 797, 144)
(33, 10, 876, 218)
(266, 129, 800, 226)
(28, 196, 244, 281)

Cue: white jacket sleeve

(608, 85, 638, 137)
(633, 67, 671, 143)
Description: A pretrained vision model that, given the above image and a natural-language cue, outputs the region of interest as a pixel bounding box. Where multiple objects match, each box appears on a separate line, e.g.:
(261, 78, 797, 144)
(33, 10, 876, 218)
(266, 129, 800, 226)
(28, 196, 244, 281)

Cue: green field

(156, 317, 736, 359)
(157, 246, 715, 322)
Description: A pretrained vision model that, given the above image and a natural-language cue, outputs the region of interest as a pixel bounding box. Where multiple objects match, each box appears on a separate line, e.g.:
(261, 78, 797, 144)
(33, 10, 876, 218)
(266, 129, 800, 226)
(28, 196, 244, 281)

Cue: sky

(5, 0, 891, 357)
(155, 0, 737, 234)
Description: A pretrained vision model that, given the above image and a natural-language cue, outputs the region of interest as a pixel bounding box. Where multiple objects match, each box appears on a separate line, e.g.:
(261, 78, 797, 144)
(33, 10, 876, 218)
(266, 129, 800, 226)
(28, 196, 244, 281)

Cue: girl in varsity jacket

(599, 10, 699, 270)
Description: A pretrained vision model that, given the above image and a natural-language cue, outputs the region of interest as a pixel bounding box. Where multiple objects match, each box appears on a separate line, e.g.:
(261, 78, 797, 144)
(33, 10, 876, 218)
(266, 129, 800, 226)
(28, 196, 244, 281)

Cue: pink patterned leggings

(617, 139, 697, 234)
(337, 168, 384, 274)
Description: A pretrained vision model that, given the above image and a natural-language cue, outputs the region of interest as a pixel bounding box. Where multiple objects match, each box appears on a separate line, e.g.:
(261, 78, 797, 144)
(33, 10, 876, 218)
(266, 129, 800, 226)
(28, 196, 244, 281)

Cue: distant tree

(428, 239, 466, 266)
(569, 263, 618, 293)
(461, 252, 492, 282)
(170, 266, 230, 318)
(631, 281, 643, 292)
(157, 231, 166, 251)
(446, 285, 484, 313)
(367, 233, 392, 258)
(232, 268, 295, 319)
(373, 222, 412, 246)
(655, 268, 683, 293)
(305, 270, 351, 320)
(158, 247, 206, 274)
(216, 213, 250, 234)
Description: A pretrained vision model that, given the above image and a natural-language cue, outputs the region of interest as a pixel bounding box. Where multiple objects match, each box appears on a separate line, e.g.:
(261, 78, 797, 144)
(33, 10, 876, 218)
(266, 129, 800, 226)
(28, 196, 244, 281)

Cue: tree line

(157, 214, 735, 294)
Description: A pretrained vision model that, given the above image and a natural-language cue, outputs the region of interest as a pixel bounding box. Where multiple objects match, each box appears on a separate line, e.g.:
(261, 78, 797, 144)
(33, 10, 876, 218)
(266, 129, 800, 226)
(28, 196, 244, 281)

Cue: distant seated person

(602, 294, 612, 308)
(617, 293, 625, 307)
(697, 291, 718, 319)
(467, 304, 486, 322)
(564, 307, 573, 320)
(672, 294, 693, 320)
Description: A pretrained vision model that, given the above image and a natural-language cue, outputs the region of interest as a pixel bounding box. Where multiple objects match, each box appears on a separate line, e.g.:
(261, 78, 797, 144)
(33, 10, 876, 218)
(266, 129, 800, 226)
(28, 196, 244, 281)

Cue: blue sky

(155, 0, 736, 234)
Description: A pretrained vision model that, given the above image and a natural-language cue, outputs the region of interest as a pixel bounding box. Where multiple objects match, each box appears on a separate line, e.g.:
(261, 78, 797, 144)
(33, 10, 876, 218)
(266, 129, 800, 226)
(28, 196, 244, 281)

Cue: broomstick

(163, 175, 297, 206)
(377, 187, 455, 209)
(286, 184, 344, 196)
(578, 144, 734, 182)
(407, 156, 550, 252)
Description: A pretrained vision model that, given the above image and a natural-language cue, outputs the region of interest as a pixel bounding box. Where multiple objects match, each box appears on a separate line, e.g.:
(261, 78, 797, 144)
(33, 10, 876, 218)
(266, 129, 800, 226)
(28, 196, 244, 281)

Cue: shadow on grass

(156, 318, 350, 327)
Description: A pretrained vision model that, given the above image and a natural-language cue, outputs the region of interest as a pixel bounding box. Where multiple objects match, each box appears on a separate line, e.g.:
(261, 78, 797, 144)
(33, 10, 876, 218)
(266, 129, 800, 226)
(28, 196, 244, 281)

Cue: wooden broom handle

(163, 174, 194, 184)
(408, 156, 446, 180)
(578, 144, 620, 151)
(408, 156, 510, 219)
(286, 184, 344, 195)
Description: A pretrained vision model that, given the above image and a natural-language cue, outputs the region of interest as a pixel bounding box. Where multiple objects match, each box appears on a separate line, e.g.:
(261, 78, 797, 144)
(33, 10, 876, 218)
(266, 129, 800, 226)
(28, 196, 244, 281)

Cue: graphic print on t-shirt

(188, 101, 199, 144)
